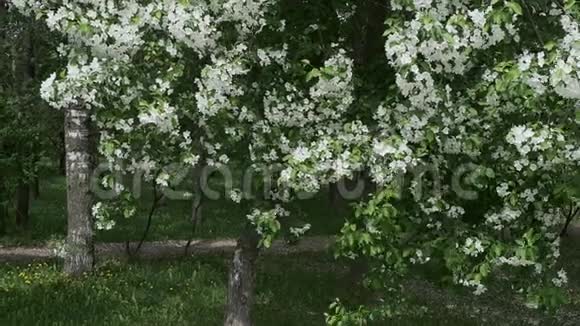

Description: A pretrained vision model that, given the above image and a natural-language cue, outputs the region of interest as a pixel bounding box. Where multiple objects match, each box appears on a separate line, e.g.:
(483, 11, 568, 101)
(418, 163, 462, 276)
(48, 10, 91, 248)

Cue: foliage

(8, 0, 580, 322)
(0, 6, 63, 228)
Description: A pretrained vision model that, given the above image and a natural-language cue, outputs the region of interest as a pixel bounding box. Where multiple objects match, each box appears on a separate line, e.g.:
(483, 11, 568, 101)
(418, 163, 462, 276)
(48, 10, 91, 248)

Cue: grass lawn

(0, 257, 343, 326)
(0, 246, 579, 326)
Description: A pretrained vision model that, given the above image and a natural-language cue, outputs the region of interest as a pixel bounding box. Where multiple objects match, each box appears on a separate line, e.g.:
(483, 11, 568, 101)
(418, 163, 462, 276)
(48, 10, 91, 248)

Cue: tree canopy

(6, 0, 580, 323)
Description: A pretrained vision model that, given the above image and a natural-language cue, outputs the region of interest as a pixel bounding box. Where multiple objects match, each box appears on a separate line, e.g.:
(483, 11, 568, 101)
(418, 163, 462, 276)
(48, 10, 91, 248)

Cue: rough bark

(31, 175, 40, 199)
(59, 131, 67, 176)
(63, 104, 95, 276)
(224, 228, 260, 326)
(15, 182, 30, 228)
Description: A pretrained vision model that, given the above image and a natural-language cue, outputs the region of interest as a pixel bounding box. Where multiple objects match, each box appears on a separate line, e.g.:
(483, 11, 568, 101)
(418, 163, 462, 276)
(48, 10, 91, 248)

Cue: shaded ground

(0, 236, 335, 263)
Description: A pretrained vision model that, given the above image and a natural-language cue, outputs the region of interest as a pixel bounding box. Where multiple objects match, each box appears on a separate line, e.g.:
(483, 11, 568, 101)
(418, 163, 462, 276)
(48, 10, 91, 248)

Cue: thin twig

(561, 204, 579, 237)
(126, 184, 162, 257)
(522, 1, 544, 46)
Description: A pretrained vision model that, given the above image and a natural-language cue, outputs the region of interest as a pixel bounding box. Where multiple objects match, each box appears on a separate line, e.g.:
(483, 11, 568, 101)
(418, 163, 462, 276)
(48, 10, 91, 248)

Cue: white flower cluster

(257, 45, 288, 67)
(279, 121, 369, 192)
(506, 125, 552, 156)
(195, 46, 251, 118)
(386, 2, 516, 75)
(229, 189, 243, 203)
(485, 206, 521, 230)
(92, 202, 116, 231)
(551, 15, 580, 99)
(40, 59, 105, 109)
(462, 237, 485, 257)
(246, 206, 288, 247)
(496, 256, 535, 267)
(459, 278, 487, 296)
(552, 269, 568, 287)
(409, 249, 431, 264)
(289, 223, 312, 238)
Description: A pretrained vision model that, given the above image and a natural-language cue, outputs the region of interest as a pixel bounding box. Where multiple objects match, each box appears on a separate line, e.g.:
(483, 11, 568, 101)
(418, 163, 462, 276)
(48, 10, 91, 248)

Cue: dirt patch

(0, 236, 336, 263)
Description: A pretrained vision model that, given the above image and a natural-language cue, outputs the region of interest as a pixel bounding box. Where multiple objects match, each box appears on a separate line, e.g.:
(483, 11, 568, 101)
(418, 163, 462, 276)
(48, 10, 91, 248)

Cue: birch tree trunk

(224, 227, 260, 326)
(63, 104, 94, 276)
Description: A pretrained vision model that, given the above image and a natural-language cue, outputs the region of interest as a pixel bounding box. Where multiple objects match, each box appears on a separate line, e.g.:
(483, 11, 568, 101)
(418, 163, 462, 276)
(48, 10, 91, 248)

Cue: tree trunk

(224, 227, 260, 326)
(329, 182, 341, 207)
(0, 204, 5, 235)
(59, 131, 67, 176)
(31, 175, 40, 199)
(184, 151, 205, 255)
(0, 178, 5, 235)
(1, 174, 9, 234)
(343, 0, 386, 299)
(15, 182, 30, 228)
(191, 163, 204, 231)
(351, 0, 389, 68)
(63, 104, 94, 276)
(561, 206, 579, 237)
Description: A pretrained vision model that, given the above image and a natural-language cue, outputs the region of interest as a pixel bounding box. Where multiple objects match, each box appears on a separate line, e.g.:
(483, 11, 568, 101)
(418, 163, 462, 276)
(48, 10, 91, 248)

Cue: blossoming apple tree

(9, 0, 580, 324)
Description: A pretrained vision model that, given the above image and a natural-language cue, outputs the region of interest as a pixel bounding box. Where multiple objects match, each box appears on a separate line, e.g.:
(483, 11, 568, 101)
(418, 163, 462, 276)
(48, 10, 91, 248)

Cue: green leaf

(78, 22, 92, 34)
(544, 41, 557, 51)
(485, 168, 495, 178)
(305, 68, 321, 82)
(506, 1, 523, 15)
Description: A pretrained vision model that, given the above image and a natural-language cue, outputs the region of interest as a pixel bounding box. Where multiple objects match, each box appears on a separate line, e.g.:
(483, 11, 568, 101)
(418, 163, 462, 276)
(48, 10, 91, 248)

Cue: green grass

(2, 176, 580, 325)
(1, 247, 579, 326)
(0, 175, 344, 246)
(0, 257, 344, 326)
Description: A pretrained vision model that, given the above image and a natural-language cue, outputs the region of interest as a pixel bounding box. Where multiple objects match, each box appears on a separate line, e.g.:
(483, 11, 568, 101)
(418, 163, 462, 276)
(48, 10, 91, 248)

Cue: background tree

(0, 3, 62, 231)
